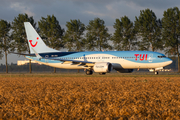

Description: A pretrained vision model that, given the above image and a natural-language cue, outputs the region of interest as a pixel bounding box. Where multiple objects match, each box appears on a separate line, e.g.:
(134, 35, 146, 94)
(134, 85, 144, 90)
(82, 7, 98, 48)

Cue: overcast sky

(1, 0, 180, 64)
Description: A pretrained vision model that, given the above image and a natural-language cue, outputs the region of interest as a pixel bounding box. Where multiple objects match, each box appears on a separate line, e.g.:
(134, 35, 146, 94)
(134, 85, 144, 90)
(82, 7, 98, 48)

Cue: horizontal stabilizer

(9, 52, 35, 56)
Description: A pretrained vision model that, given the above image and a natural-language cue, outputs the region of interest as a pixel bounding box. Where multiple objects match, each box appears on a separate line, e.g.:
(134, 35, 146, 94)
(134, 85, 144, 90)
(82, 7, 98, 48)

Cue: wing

(32, 48, 95, 67)
(11, 49, 95, 67)
(45, 57, 95, 67)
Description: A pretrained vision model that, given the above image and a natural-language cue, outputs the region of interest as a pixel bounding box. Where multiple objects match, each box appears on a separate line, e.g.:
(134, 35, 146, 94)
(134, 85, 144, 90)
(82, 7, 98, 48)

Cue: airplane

(16, 22, 172, 75)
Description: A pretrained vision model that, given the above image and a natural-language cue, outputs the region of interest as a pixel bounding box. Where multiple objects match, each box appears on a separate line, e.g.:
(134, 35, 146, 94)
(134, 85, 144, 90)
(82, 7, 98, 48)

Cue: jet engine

(115, 69, 134, 73)
(93, 62, 113, 73)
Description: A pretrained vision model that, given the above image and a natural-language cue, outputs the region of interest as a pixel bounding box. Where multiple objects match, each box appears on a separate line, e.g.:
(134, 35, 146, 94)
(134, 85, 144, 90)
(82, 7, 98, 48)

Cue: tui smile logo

(29, 37, 39, 47)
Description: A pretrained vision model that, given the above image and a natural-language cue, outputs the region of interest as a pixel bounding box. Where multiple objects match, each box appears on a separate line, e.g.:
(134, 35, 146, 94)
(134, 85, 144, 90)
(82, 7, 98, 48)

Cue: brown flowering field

(0, 74, 180, 119)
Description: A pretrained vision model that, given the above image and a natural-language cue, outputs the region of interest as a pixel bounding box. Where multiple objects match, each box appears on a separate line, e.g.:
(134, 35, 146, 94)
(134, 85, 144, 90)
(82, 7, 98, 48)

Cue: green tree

(111, 16, 136, 51)
(135, 9, 163, 51)
(162, 7, 180, 72)
(85, 18, 111, 51)
(0, 20, 12, 73)
(64, 19, 85, 51)
(12, 14, 36, 53)
(11, 13, 36, 73)
(38, 15, 64, 73)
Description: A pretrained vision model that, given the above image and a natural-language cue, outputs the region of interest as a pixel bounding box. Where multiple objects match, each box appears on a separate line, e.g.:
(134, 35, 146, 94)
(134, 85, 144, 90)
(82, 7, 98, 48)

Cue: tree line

(0, 7, 180, 73)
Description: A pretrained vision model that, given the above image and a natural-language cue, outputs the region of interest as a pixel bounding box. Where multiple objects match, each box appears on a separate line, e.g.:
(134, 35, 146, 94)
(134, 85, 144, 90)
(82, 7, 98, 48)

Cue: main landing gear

(99, 72, 106, 75)
(86, 69, 93, 75)
(85, 70, 106, 75)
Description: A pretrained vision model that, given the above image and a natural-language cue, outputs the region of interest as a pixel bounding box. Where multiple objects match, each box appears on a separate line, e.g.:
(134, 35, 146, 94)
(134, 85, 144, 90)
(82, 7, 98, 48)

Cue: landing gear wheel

(99, 72, 106, 75)
(86, 70, 93, 75)
(155, 71, 159, 75)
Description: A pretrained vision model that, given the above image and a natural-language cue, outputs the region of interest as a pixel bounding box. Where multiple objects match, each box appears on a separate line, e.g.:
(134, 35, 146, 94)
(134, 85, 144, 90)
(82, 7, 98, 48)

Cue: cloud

(10, 2, 35, 16)
(1, 0, 179, 31)
(83, 11, 106, 17)
(1, 0, 180, 64)
(126, 0, 180, 9)
(2, 0, 180, 23)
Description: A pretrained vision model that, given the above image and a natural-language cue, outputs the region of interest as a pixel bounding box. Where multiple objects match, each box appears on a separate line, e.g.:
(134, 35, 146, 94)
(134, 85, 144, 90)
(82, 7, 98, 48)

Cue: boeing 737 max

(17, 22, 172, 75)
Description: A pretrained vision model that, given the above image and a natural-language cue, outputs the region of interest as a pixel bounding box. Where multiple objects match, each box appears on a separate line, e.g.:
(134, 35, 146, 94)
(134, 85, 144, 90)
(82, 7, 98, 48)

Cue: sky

(0, 0, 180, 64)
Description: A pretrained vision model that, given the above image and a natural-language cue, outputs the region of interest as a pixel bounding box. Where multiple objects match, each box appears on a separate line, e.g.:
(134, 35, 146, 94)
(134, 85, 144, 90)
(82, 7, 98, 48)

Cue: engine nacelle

(115, 69, 134, 73)
(93, 62, 113, 73)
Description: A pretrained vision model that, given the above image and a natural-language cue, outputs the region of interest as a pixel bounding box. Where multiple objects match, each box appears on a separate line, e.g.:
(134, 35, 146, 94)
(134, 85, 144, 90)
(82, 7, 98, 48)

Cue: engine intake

(94, 62, 113, 73)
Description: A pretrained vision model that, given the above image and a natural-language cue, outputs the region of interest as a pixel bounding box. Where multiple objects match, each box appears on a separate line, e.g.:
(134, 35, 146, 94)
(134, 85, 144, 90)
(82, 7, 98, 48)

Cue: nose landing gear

(149, 68, 159, 75)
(155, 71, 159, 75)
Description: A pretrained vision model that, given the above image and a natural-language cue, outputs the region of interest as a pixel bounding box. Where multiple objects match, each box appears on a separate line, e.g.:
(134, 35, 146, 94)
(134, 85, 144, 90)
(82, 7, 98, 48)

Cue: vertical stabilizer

(24, 22, 59, 54)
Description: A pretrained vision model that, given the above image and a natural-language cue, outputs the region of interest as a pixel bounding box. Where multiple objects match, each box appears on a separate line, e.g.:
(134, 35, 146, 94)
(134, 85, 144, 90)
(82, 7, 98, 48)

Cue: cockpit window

(158, 56, 166, 58)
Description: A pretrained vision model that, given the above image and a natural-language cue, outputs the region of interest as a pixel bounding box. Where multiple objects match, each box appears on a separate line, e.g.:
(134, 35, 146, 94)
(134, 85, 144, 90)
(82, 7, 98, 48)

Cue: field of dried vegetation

(0, 74, 180, 119)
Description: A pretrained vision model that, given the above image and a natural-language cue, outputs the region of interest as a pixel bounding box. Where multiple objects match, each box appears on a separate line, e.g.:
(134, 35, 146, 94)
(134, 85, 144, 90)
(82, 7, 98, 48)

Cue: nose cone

(168, 60, 173, 65)
(166, 58, 173, 65)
